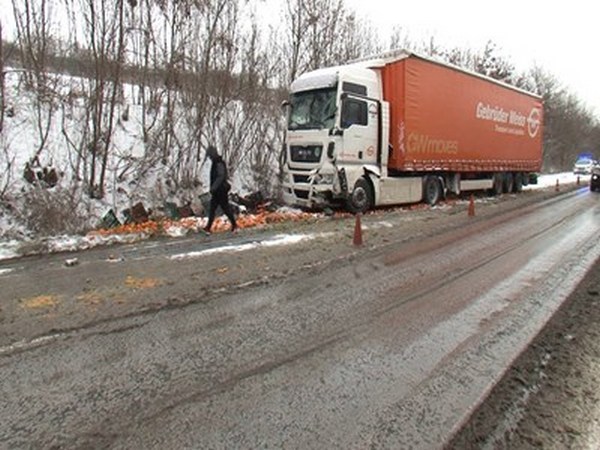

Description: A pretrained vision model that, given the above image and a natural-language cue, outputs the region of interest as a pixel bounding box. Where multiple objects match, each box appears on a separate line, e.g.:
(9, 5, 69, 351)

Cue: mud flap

(338, 168, 348, 195)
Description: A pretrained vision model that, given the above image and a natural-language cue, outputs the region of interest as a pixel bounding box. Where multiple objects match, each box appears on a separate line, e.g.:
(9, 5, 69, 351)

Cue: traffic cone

(555, 179, 560, 192)
(468, 195, 475, 217)
(353, 213, 363, 246)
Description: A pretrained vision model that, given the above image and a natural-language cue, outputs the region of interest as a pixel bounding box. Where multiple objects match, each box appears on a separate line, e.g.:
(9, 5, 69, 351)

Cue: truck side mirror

(281, 100, 290, 111)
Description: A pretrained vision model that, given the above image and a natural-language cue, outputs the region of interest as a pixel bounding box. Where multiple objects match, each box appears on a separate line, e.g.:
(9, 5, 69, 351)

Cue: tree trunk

(0, 20, 4, 134)
(98, 0, 126, 199)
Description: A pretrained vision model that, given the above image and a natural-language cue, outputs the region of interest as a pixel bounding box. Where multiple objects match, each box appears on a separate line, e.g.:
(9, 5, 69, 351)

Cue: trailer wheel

(489, 173, 504, 196)
(503, 172, 514, 193)
(513, 173, 523, 193)
(423, 176, 442, 206)
(347, 177, 374, 213)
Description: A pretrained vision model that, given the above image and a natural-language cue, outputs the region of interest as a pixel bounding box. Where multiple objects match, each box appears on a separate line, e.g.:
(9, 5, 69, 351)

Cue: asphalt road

(1, 186, 599, 449)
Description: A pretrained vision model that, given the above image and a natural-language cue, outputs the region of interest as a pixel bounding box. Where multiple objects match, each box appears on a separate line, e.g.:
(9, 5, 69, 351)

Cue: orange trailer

(382, 56, 543, 173)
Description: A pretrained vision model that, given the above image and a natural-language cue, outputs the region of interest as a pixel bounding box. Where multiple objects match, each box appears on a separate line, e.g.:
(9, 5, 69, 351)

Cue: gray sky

(344, 0, 599, 116)
(2, 0, 597, 117)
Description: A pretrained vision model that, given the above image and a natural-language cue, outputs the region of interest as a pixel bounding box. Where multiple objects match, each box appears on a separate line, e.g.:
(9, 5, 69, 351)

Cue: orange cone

(555, 179, 560, 192)
(353, 213, 363, 246)
(468, 195, 475, 217)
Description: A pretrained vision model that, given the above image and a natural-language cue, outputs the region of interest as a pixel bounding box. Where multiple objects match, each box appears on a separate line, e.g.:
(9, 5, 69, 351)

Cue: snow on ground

(0, 172, 590, 262)
(524, 172, 589, 190)
(170, 233, 334, 260)
(0, 241, 19, 261)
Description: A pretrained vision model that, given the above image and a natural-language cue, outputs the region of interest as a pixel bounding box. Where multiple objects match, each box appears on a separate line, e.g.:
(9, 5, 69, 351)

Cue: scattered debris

(164, 202, 181, 220)
(23, 157, 60, 188)
(91, 206, 315, 238)
(21, 295, 59, 309)
(64, 258, 79, 267)
(178, 203, 194, 218)
(101, 209, 121, 229)
(122, 202, 150, 224)
(131, 201, 150, 223)
(124, 275, 161, 289)
(232, 191, 264, 213)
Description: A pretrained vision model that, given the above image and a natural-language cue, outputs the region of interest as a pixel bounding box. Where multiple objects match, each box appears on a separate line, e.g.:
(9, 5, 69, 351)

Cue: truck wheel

(423, 176, 442, 206)
(503, 172, 514, 193)
(347, 177, 374, 213)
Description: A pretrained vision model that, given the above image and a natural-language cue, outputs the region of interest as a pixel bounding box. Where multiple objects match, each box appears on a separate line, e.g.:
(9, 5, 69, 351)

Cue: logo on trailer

(527, 108, 541, 138)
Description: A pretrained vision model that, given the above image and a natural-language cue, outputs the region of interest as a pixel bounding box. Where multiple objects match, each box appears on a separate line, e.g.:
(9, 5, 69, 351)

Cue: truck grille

(294, 174, 310, 183)
(290, 145, 322, 163)
(294, 189, 309, 199)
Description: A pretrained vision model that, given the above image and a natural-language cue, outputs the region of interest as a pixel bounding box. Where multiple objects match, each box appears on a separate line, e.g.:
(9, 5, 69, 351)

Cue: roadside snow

(0, 232, 149, 261)
(170, 233, 332, 260)
(524, 172, 588, 189)
(0, 241, 20, 261)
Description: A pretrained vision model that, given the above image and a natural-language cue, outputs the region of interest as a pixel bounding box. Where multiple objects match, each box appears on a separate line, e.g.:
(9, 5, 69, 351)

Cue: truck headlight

(322, 173, 334, 184)
(313, 173, 334, 185)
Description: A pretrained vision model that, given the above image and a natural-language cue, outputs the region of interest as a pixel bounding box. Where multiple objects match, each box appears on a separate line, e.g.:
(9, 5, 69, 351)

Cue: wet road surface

(1, 187, 599, 448)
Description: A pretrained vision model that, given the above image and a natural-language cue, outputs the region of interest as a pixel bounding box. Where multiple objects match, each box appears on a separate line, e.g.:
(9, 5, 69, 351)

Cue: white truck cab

(281, 62, 392, 212)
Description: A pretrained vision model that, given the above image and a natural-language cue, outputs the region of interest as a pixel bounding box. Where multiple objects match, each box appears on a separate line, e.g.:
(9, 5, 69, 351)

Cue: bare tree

(280, 0, 382, 87)
(0, 58, 14, 203)
(97, 0, 128, 199)
(11, 0, 61, 161)
(282, 0, 306, 86)
(127, 0, 158, 147)
(516, 65, 600, 172)
(389, 26, 413, 51)
(129, 0, 199, 195)
(473, 40, 515, 83)
(167, 0, 237, 187)
(0, 20, 5, 134)
(221, 21, 283, 193)
(66, 0, 130, 198)
(0, 140, 15, 201)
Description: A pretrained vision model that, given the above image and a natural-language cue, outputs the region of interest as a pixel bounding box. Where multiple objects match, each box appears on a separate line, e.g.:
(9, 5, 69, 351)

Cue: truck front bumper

(282, 182, 334, 209)
(282, 166, 343, 209)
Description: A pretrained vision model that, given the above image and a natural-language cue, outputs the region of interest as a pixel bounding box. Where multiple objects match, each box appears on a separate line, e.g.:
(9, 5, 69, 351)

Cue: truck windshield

(288, 87, 337, 131)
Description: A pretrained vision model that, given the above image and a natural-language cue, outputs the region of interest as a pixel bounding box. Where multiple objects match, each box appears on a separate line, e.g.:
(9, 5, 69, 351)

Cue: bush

(18, 187, 89, 237)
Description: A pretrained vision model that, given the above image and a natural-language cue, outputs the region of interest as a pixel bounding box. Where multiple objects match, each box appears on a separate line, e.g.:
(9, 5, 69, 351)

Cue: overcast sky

(343, 0, 599, 116)
(2, 0, 597, 117)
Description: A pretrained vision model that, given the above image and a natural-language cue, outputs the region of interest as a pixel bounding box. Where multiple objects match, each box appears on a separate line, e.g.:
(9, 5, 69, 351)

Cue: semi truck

(281, 49, 543, 212)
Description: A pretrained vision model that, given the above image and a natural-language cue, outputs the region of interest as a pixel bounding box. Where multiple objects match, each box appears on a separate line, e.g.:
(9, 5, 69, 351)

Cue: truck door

(340, 94, 379, 166)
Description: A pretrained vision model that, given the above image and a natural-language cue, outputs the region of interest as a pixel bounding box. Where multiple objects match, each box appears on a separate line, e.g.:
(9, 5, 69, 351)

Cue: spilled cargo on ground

(281, 49, 543, 212)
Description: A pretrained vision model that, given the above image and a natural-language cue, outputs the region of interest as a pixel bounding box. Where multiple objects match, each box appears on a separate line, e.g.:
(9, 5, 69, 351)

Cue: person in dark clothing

(203, 145, 237, 233)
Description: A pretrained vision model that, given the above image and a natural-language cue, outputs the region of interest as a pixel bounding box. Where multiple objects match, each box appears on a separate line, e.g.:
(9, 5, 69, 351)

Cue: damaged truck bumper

(282, 166, 344, 209)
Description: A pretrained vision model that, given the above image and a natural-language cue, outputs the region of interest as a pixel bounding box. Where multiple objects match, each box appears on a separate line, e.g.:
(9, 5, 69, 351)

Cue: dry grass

(18, 187, 89, 237)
